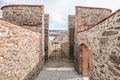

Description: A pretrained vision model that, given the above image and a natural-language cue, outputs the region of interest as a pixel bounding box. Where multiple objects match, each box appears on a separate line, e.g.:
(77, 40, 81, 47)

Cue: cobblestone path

(35, 59, 83, 80)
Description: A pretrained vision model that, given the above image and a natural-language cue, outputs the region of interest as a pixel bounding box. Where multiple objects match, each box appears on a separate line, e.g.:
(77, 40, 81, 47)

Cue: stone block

(102, 31, 118, 36)
(99, 38, 108, 44)
(110, 54, 120, 65)
(108, 65, 120, 76)
(44, 14, 49, 61)
(114, 27, 120, 29)
(118, 36, 120, 40)
(117, 43, 120, 47)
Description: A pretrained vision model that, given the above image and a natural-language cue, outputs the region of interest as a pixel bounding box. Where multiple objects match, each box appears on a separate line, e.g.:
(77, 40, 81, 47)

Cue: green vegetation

(62, 58, 73, 63)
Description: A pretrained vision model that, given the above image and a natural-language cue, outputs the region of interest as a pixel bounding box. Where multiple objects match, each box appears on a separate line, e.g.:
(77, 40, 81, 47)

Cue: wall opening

(80, 43, 91, 80)
(81, 44, 89, 75)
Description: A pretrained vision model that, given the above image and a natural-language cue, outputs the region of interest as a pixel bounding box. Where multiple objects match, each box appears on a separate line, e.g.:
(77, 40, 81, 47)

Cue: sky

(1, 0, 120, 30)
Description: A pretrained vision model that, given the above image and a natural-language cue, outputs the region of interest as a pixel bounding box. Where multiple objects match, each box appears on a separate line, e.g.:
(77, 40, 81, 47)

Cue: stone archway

(81, 44, 89, 75)
(79, 43, 92, 78)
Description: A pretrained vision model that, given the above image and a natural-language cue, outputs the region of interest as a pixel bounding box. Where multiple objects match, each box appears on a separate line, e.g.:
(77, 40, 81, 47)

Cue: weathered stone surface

(74, 6, 112, 76)
(68, 15, 75, 59)
(0, 19, 44, 80)
(1, 5, 44, 33)
(102, 31, 118, 36)
(61, 42, 69, 58)
(75, 6, 111, 32)
(114, 65, 120, 70)
(116, 18, 120, 22)
(108, 65, 120, 76)
(117, 43, 120, 47)
(114, 27, 120, 29)
(44, 14, 49, 61)
(74, 6, 120, 80)
(118, 36, 120, 40)
(110, 54, 120, 65)
(99, 38, 109, 44)
(1, 5, 45, 56)
(0, 5, 44, 80)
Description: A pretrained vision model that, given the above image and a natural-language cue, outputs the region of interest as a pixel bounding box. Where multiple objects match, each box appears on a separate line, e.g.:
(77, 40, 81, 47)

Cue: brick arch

(79, 42, 92, 77)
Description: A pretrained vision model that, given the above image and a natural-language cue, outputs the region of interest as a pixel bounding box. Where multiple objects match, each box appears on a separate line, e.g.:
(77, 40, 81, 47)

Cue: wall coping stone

(75, 6, 112, 12)
(1, 4, 44, 10)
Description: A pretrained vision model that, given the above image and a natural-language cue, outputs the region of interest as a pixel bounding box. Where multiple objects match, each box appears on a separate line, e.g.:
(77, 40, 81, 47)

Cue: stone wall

(75, 6, 112, 32)
(44, 14, 49, 61)
(0, 19, 43, 80)
(0, 5, 44, 80)
(61, 42, 69, 58)
(1, 5, 44, 32)
(76, 9, 120, 79)
(48, 41, 54, 57)
(74, 6, 112, 74)
(68, 15, 75, 59)
(1, 5, 44, 56)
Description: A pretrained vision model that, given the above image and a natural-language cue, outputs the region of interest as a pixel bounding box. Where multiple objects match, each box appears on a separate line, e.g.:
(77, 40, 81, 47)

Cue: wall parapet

(1, 4, 44, 10)
(75, 6, 112, 12)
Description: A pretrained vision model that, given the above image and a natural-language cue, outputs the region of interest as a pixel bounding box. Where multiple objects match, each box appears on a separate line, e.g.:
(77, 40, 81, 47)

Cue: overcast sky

(1, 0, 120, 30)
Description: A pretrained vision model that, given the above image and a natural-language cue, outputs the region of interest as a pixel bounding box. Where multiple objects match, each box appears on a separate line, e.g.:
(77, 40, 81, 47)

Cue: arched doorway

(79, 43, 92, 77)
(81, 44, 89, 75)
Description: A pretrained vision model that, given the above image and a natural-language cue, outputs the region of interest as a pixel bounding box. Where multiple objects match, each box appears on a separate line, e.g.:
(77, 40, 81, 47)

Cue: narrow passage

(35, 56, 82, 80)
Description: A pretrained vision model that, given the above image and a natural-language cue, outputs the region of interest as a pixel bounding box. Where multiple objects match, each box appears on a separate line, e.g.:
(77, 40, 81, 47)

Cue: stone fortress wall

(68, 15, 75, 59)
(0, 4, 119, 80)
(1, 5, 45, 55)
(74, 6, 120, 80)
(0, 5, 45, 80)
(44, 14, 49, 61)
(74, 6, 112, 75)
(75, 6, 112, 32)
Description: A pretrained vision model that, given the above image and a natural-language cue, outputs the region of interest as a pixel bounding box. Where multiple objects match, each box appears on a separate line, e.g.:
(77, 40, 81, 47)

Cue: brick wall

(76, 8, 120, 79)
(74, 6, 112, 74)
(44, 14, 49, 61)
(68, 15, 75, 59)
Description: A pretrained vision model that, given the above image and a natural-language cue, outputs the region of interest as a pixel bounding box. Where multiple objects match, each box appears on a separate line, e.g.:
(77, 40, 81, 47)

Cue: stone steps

(35, 67, 83, 80)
